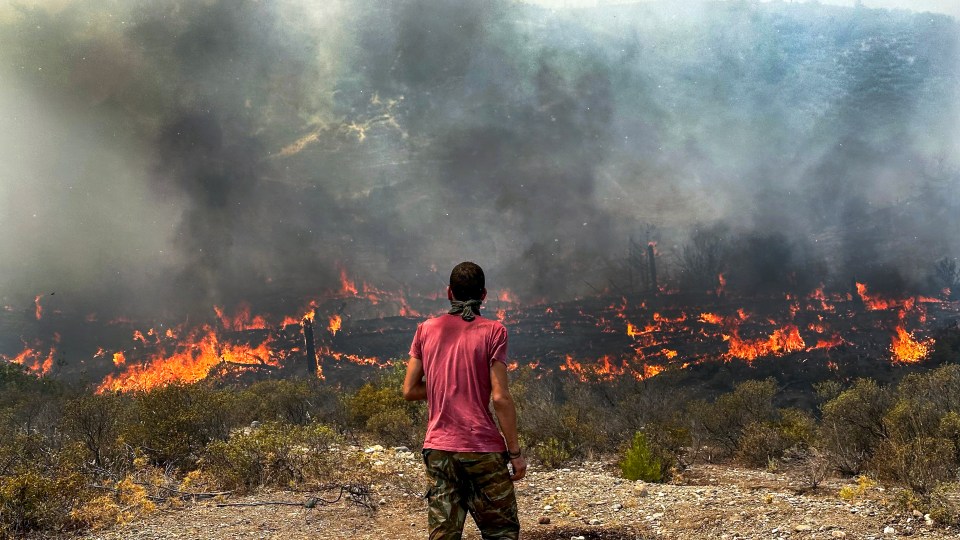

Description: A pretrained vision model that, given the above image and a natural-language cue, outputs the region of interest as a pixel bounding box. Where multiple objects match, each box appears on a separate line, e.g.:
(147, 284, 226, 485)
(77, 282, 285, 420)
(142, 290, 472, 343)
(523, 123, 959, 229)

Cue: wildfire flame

(214, 304, 269, 331)
(3, 335, 58, 375)
(339, 268, 358, 296)
(725, 325, 805, 362)
(891, 325, 930, 363)
(8, 261, 949, 392)
(855, 282, 901, 311)
(34, 295, 43, 320)
(328, 314, 342, 336)
(97, 326, 280, 393)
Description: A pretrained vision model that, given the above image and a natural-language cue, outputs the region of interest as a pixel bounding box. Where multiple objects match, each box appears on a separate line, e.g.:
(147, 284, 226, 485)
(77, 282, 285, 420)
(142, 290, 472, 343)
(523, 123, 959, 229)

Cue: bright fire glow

(891, 324, 931, 363)
(328, 314, 342, 336)
(97, 326, 280, 393)
(725, 325, 805, 362)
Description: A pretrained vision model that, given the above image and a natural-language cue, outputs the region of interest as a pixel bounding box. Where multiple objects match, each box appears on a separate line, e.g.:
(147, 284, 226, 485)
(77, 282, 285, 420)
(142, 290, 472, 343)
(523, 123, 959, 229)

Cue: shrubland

(6, 348, 960, 536)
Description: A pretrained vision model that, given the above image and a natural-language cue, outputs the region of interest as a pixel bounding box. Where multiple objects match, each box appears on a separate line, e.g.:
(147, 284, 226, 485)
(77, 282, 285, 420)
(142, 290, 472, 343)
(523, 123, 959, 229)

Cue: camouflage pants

(422, 449, 520, 540)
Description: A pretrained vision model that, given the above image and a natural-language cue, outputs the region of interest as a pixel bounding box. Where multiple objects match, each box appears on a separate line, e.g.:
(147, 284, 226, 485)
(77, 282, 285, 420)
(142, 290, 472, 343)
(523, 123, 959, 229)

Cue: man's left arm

(402, 356, 427, 401)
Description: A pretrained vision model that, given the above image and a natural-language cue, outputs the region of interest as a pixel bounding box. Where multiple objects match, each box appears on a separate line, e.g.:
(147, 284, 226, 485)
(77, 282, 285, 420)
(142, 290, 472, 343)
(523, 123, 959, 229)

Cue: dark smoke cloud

(0, 0, 958, 323)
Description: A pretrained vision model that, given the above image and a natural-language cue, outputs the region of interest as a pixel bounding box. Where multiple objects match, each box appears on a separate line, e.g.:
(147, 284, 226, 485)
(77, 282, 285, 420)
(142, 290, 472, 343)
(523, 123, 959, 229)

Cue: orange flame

(34, 295, 42, 320)
(97, 326, 280, 393)
(4, 339, 55, 375)
(328, 314, 342, 336)
(639, 364, 664, 380)
(214, 304, 270, 331)
(725, 325, 805, 362)
(812, 333, 845, 350)
(698, 312, 724, 325)
(559, 355, 625, 381)
(112, 351, 126, 366)
(339, 268, 358, 296)
(855, 282, 899, 311)
(891, 324, 931, 363)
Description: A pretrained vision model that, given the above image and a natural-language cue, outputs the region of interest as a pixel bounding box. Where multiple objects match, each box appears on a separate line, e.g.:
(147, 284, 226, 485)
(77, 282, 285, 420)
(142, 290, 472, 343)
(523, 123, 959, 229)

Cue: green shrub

(201, 421, 340, 492)
(620, 432, 665, 483)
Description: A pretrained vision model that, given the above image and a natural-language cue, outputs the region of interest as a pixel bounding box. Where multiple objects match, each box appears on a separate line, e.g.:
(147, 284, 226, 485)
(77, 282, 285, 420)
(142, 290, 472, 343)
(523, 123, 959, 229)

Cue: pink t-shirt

(409, 313, 508, 452)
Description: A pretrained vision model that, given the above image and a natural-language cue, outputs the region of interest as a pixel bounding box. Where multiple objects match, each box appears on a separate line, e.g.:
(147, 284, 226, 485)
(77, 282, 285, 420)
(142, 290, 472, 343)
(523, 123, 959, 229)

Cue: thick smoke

(0, 0, 958, 324)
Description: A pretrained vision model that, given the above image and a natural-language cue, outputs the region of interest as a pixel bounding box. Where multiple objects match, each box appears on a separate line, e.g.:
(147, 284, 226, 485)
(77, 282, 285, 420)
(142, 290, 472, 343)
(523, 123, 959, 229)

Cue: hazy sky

(523, 0, 960, 18)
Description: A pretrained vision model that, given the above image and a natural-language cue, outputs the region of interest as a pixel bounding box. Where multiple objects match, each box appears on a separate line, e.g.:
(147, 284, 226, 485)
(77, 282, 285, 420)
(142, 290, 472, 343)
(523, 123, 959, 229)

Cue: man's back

(410, 313, 508, 453)
(403, 261, 524, 540)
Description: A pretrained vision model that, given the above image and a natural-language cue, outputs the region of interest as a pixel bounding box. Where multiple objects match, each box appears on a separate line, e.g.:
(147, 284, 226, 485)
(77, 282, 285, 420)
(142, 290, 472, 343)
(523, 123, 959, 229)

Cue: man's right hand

(509, 456, 527, 481)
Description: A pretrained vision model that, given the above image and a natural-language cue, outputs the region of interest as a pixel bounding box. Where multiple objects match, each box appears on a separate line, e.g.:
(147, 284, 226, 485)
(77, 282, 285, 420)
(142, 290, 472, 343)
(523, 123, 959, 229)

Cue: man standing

(403, 261, 526, 540)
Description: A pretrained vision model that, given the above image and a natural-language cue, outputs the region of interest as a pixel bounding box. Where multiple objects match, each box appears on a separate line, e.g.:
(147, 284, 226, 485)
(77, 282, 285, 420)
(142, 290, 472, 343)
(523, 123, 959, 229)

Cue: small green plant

(620, 432, 663, 483)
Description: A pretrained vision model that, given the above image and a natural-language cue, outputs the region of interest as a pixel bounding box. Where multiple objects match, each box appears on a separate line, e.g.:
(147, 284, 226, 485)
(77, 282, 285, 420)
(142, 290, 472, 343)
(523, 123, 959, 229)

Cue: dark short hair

(450, 262, 485, 301)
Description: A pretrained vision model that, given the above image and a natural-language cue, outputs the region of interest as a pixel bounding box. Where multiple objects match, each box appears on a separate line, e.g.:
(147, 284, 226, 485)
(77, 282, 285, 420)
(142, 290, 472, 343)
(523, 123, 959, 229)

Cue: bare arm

(402, 356, 426, 401)
(490, 361, 526, 481)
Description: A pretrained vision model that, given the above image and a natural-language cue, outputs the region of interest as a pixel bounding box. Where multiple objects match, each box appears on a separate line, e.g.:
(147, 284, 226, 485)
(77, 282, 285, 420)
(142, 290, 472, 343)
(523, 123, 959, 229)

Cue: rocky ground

(77, 447, 956, 540)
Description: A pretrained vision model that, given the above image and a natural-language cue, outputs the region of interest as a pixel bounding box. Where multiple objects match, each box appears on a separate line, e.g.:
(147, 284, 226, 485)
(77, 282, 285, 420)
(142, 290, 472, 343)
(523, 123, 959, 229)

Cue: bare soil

(75, 451, 957, 540)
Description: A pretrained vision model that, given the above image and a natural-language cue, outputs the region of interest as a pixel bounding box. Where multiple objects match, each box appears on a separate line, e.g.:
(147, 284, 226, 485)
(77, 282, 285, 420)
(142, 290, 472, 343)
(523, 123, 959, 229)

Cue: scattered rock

(883, 525, 896, 535)
(589, 518, 601, 525)
(795, 524, 812, 531)
(538, 516, 551, 525)
(831, 531, 847, 538)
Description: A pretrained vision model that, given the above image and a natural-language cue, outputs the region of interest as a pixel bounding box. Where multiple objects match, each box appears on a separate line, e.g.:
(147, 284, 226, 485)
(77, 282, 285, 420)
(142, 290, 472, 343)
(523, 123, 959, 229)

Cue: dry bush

(688, 378, 779, 459)
(512, 373, 618, 467)
(0, 436, 89, 538)
(201, 421, 341, 492)
(120, 383, 244, 468)
(818, 378, 891, 474)
(870, 436, 956, 495)
(344, 363, 426, 447)
(791, 447, 831, 489)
